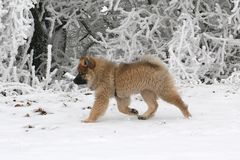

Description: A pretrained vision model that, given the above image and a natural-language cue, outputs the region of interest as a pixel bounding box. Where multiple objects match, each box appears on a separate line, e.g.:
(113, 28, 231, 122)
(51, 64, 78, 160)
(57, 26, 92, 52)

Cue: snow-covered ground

(0, 85, 240, 160)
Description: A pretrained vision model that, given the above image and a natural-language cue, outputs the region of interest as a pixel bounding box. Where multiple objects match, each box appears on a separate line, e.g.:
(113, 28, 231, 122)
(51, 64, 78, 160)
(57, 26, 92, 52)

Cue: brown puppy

(74, 55, 191, 123)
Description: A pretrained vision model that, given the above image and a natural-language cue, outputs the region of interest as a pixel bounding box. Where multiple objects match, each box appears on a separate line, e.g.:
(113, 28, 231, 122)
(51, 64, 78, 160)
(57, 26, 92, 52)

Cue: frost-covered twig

(44, 44, 53, 90)
(203, 33, 240, 45)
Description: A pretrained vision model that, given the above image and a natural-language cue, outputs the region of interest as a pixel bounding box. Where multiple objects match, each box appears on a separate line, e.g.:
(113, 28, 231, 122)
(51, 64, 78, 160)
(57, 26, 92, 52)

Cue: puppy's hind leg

(138, 90, 158, 120)
(116, 96, 139, 116)
(159, 90, 191, 118)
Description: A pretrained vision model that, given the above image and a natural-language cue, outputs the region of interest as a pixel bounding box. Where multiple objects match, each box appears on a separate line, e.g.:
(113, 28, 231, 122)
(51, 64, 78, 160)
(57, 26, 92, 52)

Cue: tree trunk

(27, 8, 48, 74)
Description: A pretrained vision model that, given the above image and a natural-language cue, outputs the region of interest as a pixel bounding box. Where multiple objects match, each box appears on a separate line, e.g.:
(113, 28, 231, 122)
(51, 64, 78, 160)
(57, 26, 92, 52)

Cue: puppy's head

(73, 56, 96, 85)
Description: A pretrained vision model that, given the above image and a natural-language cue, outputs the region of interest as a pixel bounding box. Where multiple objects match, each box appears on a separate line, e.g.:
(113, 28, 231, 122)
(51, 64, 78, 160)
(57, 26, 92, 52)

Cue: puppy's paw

(137, 115, 147, 120)
(82, 118, 96, 123)
(130, 108, 139, 115)
(184, 112, 192, 119)
(183, 109, 192, 119)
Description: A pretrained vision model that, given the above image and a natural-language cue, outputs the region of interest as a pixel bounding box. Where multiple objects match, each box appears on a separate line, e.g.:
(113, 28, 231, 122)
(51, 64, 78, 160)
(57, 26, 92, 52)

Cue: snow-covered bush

(90, 0, 240, 85)
(0, 0, 37, 95)
(90, 0, 173, 62)
(0, 0, 95, 95)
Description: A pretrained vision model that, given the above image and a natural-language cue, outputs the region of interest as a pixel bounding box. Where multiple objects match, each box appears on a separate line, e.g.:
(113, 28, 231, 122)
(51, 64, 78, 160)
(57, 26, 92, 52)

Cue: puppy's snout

(73, 74, 87, 85)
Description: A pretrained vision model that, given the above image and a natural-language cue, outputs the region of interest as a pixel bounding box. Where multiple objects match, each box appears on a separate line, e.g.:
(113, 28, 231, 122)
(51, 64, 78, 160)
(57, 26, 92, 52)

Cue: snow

(0, 84, 240, 160)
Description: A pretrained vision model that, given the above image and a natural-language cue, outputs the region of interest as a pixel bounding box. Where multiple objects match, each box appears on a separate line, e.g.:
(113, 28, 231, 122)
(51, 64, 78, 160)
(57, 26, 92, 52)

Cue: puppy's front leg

(83, 96, 109, 123)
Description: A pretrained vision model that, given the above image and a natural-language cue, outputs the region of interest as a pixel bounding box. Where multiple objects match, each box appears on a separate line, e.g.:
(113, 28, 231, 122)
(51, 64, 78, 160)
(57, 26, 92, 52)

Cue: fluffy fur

(74, 55, 191, 123)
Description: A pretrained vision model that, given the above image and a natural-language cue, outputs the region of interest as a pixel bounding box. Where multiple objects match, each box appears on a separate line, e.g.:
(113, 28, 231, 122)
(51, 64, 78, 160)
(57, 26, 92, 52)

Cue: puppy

(74, 55, 191, 122)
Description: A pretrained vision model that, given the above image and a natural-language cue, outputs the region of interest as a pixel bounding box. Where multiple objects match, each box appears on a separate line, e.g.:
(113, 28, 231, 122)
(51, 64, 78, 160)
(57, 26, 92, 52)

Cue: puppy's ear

(81, 56, 96, 69)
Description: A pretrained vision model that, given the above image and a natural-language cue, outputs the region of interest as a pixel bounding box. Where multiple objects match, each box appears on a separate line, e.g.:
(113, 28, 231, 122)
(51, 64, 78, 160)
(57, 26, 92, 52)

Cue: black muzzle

(73, 74, 87, 85)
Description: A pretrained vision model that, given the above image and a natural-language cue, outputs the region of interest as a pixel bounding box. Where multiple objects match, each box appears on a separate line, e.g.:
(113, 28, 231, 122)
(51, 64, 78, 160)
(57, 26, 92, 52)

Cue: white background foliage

(0, 0, 36, 94)
(0, 0, 240, 94)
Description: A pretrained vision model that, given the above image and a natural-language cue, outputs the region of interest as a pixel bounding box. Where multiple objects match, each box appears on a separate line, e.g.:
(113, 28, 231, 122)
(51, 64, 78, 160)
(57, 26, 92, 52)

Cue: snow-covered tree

(90, 0, 240, 85)
(0, 0, 36, 95)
